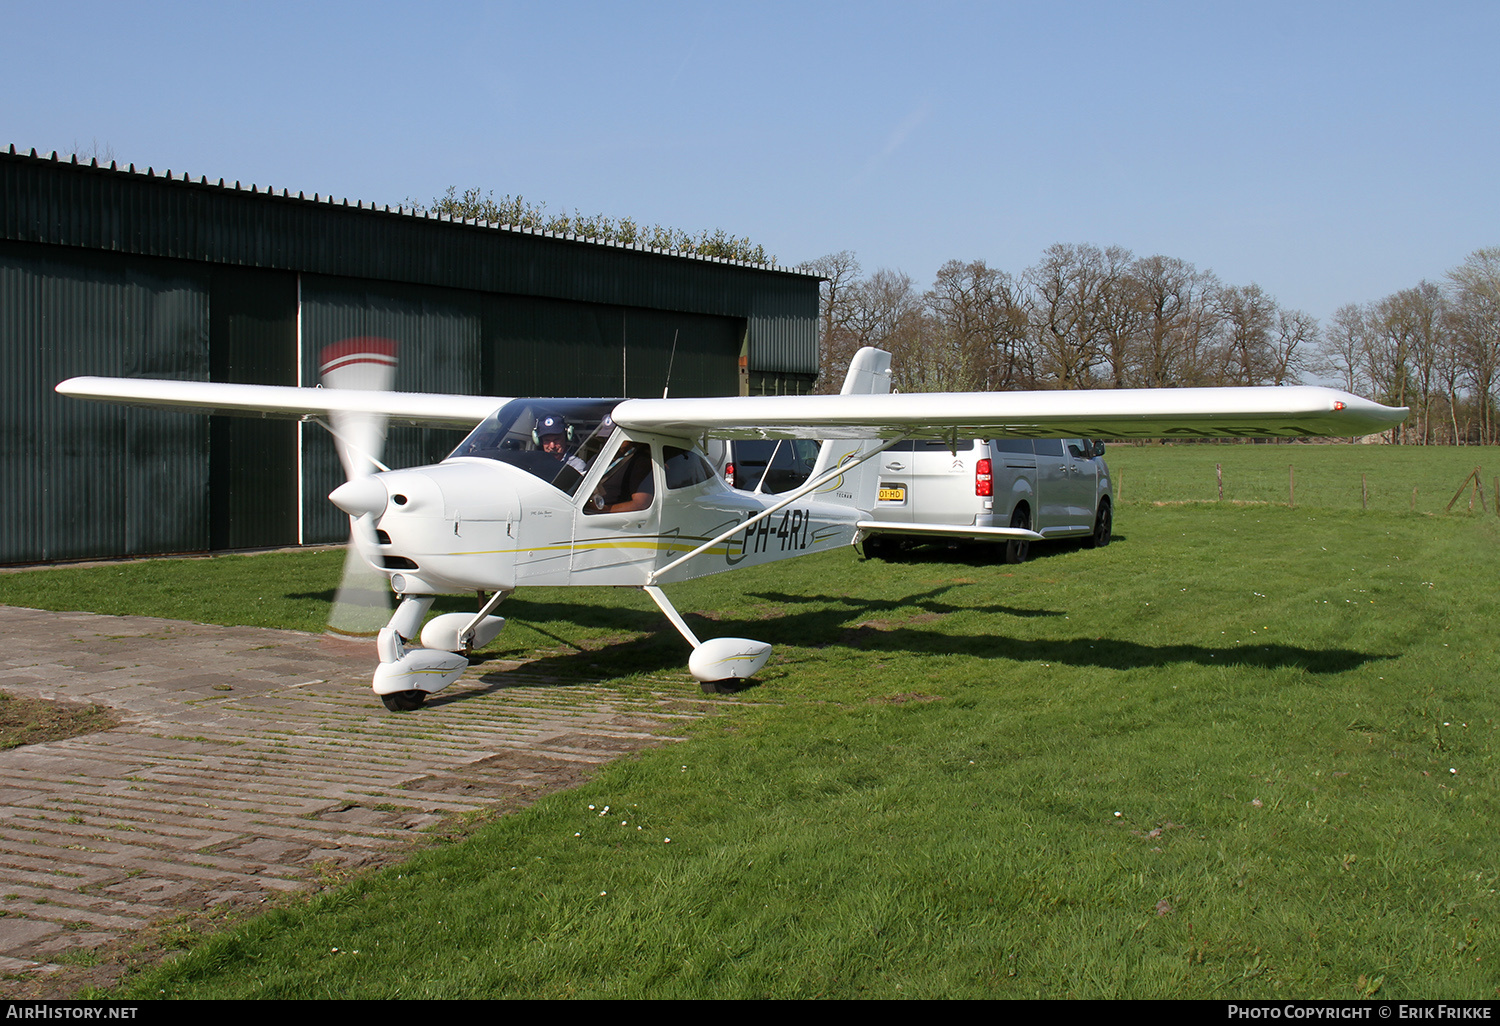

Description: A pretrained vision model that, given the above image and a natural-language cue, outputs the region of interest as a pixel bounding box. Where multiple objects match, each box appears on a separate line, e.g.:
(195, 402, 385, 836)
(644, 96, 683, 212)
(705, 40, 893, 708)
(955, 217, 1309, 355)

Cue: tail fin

(807, 347, 892, 512)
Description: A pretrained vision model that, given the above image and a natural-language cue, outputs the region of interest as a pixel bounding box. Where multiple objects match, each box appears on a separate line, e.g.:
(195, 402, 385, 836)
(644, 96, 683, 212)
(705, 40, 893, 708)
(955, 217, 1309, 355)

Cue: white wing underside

(56, 377, 1405, 440)
(55, 377, 502, 428)
(612, 387, 1405, 441)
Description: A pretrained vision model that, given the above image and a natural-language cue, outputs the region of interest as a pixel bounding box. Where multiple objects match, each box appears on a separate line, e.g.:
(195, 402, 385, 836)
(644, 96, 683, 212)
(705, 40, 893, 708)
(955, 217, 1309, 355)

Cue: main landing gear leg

(642, 585, 772, 693)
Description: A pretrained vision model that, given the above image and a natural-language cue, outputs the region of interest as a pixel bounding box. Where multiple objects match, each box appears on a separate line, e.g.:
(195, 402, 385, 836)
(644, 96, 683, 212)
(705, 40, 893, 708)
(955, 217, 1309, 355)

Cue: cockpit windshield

(448, 397, 623, 496)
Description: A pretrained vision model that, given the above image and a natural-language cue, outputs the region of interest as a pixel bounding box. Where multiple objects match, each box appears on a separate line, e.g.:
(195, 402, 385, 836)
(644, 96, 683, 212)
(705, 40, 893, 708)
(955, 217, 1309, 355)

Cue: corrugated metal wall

(0, 241, 209, 561)
(477, 293, 742, 399)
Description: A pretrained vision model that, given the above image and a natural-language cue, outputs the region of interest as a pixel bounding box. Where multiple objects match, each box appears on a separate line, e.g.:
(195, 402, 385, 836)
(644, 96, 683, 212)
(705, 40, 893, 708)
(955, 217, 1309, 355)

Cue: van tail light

(975, 457, 993, 497)
(725, 462, 736, 487)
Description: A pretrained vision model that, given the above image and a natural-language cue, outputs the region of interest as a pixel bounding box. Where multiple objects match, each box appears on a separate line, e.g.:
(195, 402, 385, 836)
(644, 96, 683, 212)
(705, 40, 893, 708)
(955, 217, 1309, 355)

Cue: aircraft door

(654, 445, 754, 579)
(568, 437, 661, 584)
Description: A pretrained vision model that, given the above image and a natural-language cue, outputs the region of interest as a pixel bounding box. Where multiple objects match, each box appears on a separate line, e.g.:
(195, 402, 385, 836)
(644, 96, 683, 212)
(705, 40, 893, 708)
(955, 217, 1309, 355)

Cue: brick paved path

(0, 606, 700, 982)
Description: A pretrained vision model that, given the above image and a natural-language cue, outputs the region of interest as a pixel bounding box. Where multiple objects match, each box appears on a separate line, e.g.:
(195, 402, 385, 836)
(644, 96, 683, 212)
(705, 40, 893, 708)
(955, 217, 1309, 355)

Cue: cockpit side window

(583, 439, 656, 514)
(449, 398, 621, 496)
(663, 447, 713, 490)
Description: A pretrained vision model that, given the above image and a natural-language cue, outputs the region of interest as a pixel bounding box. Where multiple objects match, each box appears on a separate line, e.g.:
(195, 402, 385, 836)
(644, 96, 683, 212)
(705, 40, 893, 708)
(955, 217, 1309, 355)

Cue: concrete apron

(0, 605, 699, 980)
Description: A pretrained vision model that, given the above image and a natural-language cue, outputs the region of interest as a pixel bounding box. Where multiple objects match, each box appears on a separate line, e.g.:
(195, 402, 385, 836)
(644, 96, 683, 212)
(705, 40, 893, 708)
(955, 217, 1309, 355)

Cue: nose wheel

(381, 690, 427, 712)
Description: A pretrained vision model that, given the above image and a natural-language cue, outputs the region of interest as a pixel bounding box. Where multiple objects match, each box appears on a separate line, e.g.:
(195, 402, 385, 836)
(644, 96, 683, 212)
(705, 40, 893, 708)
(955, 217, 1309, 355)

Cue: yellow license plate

(878, 485, 906, 502)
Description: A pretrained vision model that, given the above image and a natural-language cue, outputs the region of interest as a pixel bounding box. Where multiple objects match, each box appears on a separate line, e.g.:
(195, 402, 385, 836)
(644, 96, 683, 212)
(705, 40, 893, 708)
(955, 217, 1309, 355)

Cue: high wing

(611, 386, 1406, 441)
(57, 376, 1407, 440)
(55, 377, 501, 429)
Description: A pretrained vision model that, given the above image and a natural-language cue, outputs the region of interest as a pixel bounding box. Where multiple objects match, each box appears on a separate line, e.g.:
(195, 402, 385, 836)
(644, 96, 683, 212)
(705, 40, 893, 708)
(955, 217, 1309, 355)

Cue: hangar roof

(1, 145, 819, 374)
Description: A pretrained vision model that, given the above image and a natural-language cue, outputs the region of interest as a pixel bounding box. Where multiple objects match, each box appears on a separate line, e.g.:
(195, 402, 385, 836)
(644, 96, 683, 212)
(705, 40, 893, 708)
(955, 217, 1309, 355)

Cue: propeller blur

(319, 338, 400, 640)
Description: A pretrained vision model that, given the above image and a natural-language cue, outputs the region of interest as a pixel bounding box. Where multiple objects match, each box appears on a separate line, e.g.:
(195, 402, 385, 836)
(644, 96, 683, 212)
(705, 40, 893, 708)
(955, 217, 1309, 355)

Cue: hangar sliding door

(208, 267, 299, 550)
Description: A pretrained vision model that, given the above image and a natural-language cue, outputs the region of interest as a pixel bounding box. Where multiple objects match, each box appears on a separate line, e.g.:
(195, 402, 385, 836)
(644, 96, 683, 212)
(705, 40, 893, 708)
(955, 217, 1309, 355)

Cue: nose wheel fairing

(370, 594, 511, 708)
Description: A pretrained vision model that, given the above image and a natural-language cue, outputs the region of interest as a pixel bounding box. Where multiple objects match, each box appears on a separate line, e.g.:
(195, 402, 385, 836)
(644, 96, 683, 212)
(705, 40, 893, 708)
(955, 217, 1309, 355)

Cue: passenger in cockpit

(587, 441, 654, 514)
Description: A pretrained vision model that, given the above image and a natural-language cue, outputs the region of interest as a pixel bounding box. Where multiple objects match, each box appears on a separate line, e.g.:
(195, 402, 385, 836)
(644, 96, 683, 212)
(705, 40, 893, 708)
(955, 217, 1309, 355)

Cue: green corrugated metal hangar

(0, 146, 821, 564)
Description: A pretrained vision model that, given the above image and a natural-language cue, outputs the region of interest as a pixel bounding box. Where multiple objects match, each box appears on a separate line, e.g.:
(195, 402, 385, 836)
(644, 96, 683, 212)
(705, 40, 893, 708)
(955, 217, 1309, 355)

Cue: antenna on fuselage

(662, 329, 680, 399)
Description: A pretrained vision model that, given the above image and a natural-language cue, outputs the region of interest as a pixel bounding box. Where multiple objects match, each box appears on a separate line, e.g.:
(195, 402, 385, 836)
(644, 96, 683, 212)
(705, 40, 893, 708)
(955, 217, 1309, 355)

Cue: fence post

(1446, 469, 1481, 512)
(1216, 463, 1223, 500)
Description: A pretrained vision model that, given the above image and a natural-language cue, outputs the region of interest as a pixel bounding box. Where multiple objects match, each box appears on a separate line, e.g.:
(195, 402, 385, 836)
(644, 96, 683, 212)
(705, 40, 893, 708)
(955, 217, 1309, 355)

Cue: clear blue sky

(5, 1, 1495, 324)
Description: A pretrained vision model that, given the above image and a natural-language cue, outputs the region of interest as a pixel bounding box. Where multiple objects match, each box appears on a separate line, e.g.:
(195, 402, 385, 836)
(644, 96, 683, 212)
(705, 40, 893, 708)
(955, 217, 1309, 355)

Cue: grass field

(2, 444, 1498, 999)
(1107, 442, 1500, 514)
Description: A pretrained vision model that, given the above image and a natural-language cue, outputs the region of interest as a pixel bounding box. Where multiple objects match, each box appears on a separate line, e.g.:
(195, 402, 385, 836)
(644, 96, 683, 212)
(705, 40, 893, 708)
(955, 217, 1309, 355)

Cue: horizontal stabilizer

(856, 521, 1045, 541)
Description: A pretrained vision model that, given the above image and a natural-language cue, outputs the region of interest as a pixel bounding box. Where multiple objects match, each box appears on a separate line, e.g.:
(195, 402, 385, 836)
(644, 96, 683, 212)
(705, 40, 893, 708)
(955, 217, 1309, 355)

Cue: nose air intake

(330, 477, 388, 518)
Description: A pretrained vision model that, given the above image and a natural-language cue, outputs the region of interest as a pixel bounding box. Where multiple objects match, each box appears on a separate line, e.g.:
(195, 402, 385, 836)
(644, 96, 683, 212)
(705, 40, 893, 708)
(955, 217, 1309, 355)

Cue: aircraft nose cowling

(329, 477, 388, 518)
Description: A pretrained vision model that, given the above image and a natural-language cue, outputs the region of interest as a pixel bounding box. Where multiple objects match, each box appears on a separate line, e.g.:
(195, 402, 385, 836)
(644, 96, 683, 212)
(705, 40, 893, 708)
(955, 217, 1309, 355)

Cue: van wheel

(1004, 508, 1030, 564)
(863, 535, 891, 560)
(1085, 500, 1112, 549)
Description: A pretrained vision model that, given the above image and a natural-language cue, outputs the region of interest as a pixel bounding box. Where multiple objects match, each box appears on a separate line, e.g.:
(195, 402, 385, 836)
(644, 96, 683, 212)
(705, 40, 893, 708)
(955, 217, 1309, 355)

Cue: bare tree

(1313, 303, 1371, 395)
(1268, 308, 1318, 386)
(1366, 289, 1430, 443)
(1130, 255, 1221, 387)
(1395, 283, 1449, 443)
(797, 243, 1500, 446)
(921, 259, 1032, 391)
(1097, 249, 1143, 388)
(804, 251, 864, 393)
(1026, 243, 1130, 388)
(1216, 284, 1277, 385)
(1435, 308, 1467, 444)
(1448, 248, 1500, 444)
(847, 269, 929, 392)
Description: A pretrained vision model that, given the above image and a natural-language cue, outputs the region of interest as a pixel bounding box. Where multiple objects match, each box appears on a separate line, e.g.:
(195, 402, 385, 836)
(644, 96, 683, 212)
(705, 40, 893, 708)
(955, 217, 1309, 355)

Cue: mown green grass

(4, 448, 1497, 999)
(1108, 442, 1500, 514)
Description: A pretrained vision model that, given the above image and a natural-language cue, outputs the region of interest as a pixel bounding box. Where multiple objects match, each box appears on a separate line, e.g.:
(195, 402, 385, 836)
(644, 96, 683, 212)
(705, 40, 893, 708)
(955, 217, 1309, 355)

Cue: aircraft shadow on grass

(872, 534, 1127, 564)
(406, 582, 1393, 706)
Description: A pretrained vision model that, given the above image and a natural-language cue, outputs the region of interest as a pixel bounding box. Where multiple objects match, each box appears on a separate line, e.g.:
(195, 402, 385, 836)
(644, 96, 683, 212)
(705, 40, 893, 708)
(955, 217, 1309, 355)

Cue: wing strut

(643, 586, 702, 648)
(646, 435, 906, 585)
(642, 584, 773, 688)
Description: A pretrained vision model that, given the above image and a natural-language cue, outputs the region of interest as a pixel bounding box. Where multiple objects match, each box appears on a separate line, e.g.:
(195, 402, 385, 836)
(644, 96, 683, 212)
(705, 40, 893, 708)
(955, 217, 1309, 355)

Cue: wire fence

(1106, 445, 1500, 516)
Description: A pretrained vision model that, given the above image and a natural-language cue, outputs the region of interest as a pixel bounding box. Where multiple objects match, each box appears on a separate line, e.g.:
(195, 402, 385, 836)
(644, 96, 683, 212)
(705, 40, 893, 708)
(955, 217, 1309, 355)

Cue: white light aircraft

(57, 346, 1406, 710)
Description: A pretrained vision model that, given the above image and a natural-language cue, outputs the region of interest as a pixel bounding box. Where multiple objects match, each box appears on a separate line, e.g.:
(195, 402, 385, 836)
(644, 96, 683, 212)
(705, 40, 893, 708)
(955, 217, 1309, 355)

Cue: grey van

(864, 437, 1113, 562)
(706, 438, 821, 495)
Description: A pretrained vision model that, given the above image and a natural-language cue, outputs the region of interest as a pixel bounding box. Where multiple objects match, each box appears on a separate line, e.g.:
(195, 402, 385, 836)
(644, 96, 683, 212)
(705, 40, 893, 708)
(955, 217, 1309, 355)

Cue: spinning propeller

(319, 338, 399, 640)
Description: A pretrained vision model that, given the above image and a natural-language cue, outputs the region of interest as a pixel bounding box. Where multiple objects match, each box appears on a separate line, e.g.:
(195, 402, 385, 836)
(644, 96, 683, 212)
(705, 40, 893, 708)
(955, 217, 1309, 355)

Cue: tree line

(805, 246, 1500, 445)
(421, 187, 771, 265)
